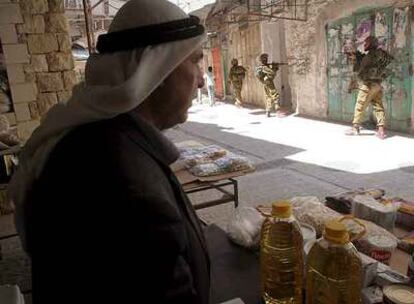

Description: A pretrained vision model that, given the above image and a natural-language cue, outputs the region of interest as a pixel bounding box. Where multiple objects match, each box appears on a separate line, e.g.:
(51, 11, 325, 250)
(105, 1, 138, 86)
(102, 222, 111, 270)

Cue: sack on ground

(227, 206, 264, 249)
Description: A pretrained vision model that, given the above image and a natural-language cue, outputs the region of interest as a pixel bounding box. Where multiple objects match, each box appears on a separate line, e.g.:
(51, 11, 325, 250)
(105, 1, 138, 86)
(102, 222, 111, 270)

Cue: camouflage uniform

(255, 63, 280, 112)
(229, 65, 246, 106)
(352, 48, 393, 127)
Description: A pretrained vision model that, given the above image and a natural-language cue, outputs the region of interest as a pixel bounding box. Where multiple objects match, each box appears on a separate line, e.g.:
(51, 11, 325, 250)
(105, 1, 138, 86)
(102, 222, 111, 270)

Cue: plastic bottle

(260, 201, 304, 304)
(306, 220, 362, 304)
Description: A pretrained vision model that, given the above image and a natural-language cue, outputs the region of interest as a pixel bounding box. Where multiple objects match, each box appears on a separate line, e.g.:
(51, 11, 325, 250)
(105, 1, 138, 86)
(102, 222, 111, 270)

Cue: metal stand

(184, 178, 239, 210)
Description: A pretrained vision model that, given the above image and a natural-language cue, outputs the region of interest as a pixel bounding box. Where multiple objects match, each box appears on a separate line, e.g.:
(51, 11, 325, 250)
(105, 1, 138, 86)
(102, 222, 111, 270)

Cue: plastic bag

(290, 196, 341, 237)
(227, 206, 265, 249)
(352, 195, 399, 231)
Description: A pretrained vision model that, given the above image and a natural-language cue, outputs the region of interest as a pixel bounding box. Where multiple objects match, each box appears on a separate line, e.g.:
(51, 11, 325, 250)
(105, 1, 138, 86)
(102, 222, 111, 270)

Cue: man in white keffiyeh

(9, 1, 210, 303)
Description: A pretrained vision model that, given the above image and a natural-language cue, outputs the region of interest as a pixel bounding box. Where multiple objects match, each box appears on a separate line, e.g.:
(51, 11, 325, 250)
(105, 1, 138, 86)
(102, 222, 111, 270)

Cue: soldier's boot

(376, 126, 386, 140)
(266, 111, 271, 117)
(345, 124, 360, 136)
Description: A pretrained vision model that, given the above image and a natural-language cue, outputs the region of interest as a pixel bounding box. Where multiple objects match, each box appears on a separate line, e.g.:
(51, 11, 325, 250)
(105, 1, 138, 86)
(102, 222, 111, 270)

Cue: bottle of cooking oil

(306, 220, 362, 304)
(260, 201, 304, 304)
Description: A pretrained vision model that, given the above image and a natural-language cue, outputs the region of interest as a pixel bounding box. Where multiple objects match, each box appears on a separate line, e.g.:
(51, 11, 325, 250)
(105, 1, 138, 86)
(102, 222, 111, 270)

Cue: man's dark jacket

(24, 113, 210, 304)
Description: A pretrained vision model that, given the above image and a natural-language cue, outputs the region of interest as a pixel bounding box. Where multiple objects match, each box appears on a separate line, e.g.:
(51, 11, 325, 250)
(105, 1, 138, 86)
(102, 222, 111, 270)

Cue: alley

(167, 100, 414, 231)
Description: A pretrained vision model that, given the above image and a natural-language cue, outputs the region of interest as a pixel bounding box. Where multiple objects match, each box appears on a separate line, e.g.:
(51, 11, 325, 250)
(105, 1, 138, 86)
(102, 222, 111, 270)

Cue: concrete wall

(283, 0, 413, 125)
(261, 20, 292, 111)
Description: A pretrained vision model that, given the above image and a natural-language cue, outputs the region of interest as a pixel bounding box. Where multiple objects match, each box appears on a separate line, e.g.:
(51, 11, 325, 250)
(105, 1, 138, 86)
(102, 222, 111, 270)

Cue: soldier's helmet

(259, 53, 269, 60)
(231, 58, 238, 65)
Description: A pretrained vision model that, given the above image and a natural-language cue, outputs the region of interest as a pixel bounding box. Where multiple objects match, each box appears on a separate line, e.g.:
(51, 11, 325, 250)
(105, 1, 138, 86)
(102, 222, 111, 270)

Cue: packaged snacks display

(178, 144, 254, 177)
(188, 154, 254, 177)
(352, 195, 398, 231)
(179, 145, 227, 166)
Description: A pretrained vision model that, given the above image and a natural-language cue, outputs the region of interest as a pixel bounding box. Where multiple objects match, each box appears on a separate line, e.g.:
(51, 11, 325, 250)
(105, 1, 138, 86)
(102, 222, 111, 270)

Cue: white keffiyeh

(8, 0, 205, 249)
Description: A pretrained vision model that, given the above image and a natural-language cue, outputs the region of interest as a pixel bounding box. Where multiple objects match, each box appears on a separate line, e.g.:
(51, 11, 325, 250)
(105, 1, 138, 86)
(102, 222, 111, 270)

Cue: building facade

(64, 0, 125, 41)
(204, 0, 414, 133)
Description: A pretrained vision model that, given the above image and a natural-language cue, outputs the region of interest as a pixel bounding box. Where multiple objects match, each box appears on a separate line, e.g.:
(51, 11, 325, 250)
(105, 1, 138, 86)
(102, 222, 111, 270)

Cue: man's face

(153, 48, 204, 129)
(261, 56, 268, 65)
(232, 59, 238, 66)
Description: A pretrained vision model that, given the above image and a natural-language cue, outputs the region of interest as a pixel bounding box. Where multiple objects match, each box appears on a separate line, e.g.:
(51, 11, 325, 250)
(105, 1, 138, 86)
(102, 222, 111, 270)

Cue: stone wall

(0, 0, 75, 140)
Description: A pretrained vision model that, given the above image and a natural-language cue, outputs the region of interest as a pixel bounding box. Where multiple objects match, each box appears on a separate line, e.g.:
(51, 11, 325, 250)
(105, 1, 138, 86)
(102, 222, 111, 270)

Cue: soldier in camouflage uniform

(346, 36, 393, 139)
(228, 58, 246, 107)
(255, 53, 282, 117)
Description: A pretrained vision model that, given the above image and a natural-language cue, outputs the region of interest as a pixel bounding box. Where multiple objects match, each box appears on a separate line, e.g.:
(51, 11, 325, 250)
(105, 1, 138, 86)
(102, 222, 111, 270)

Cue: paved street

(167, 99, 414, 231)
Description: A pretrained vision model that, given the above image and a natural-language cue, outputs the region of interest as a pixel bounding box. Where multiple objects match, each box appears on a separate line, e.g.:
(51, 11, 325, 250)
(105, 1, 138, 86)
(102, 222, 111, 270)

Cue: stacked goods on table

(178, 144, 254, 177)
(326, 188, 399, 231)
(326, 188, 385, 214)
(254, 193, 414, 304)
(326, 189, 414, 256)
(393, 198, 414, 230)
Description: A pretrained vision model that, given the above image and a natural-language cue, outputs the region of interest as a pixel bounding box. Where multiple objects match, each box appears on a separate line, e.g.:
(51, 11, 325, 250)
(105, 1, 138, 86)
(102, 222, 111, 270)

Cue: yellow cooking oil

(306, 220, 362, 304)
(260, 201, 304, 304)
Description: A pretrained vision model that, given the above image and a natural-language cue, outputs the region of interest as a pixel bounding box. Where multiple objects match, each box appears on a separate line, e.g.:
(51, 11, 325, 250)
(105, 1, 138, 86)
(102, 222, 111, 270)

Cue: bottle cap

(324, 220, 350, 244)
(271, 201, 292, 218)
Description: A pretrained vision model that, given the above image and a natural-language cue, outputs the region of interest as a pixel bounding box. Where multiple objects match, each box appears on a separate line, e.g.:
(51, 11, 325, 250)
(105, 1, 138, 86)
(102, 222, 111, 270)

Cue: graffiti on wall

(326, 5, 412, 131)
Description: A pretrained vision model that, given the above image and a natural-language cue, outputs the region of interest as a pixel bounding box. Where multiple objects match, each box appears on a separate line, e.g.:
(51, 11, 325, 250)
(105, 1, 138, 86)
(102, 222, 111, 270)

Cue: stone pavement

(167, 100, 414, 232)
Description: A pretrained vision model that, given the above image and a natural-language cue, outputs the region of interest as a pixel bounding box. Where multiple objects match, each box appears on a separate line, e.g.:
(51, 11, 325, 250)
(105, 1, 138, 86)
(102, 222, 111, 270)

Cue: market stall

(172, 140, 254, 211)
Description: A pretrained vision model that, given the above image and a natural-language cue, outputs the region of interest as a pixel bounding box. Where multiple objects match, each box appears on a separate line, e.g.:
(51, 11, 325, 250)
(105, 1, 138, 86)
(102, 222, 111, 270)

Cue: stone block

(37, 92, 57, 115)
(28, 101, 39, 119)
(14, 103, 31, 121)
(10, 82, 37, 103)
(45, 13, 68, 33)
(48, 0, 64, 13)
(4, 112, 16, 126)
(17, 119, 40, 140)
(46, 52, 74, 71)
(57, 33, 71, 51)
(19, 0, 48, 14)
(27, 33, 58, 54)
(22, 14, 45, 34)
(6, 64, 25, 83)
(57, 90, 72, 103)
(37, 72, 64, 92)
(0, 3, 23, 24)
(63, 70, 77, 90)
(2, 44, 29, 63)
(25, 72, 36, 82)
(30, 54, 48, 72)
(0, 25, 18, 44)
(17, 32, 27, 44)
